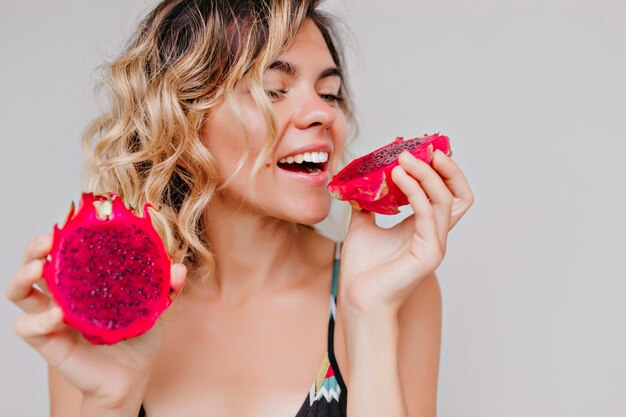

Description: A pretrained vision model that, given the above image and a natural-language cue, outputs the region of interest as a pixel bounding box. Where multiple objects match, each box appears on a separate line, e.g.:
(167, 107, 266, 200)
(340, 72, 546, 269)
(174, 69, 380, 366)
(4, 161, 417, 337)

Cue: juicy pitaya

(328, 133, 451, 215)
(43, 192, 172, 345)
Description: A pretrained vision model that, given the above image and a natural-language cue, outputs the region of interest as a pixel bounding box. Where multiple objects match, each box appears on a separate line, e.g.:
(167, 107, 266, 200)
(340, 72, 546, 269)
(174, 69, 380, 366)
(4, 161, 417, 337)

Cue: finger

(5, 260, 53, 314)
(169, 263, 187, 298)
(21, 233, 53, 265)
(13, 307, 79, 370)
(13, 306, 64, 342)
(391, 165, 439, 245)
(398, 152, 452, 246)
(431, 149, 474, 204)
(431, 150, 475, 229)
(398, 151, 454, 208)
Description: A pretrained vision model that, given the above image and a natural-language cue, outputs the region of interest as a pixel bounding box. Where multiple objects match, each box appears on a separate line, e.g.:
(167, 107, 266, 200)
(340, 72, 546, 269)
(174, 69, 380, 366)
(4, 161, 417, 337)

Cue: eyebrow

(267, 60, 343, 81)
(268, 60, 299, 77)
(319, 67, 343, 81)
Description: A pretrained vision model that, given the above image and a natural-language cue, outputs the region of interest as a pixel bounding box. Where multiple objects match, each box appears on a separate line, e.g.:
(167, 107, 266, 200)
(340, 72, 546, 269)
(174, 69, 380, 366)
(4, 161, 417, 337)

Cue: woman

(6, 0, 473, 416)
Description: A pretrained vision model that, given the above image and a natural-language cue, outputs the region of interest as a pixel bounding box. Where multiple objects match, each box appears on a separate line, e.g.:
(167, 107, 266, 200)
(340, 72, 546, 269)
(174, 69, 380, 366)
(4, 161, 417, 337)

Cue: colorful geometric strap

(308, 352, 342, 405)
(304, 241, 343, 406)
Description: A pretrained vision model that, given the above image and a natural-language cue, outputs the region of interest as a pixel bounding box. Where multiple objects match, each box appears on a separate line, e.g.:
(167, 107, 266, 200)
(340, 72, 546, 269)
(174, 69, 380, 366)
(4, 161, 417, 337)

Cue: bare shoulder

(397, 272, 442, 417)
(49, 367, 82, 417)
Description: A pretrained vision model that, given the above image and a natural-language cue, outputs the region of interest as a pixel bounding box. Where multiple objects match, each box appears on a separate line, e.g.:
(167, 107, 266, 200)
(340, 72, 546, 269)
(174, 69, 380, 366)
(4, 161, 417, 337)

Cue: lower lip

(277, 167, 330, 187)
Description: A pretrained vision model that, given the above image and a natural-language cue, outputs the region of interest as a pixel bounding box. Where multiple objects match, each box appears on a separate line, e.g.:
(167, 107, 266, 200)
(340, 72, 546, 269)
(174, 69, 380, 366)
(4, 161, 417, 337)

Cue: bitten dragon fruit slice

(43, 192, 172, 345)
(328, 133, 451, 215)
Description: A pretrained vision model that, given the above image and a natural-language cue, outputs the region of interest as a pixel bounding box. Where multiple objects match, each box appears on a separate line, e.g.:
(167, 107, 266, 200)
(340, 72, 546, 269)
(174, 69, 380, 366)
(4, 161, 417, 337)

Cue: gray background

(1, 0, 625, 416)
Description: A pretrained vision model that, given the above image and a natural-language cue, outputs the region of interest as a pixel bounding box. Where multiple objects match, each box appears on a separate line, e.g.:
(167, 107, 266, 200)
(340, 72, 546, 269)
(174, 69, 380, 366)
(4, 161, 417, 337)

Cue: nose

(293, 92, 336, 131)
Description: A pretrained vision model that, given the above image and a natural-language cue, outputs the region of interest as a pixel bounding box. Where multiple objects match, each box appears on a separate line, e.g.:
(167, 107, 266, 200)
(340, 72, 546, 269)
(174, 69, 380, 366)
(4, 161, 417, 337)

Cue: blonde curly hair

(82, 0, 354, 280)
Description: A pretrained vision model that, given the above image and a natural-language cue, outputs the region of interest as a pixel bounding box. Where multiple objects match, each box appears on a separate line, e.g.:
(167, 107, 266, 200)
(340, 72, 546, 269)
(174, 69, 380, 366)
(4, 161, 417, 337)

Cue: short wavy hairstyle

(82, 0, 354, 280)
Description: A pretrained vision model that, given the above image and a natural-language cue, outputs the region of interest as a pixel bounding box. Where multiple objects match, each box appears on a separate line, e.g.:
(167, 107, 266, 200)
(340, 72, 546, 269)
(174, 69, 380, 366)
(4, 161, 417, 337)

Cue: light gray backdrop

(1, 0, 625, 416)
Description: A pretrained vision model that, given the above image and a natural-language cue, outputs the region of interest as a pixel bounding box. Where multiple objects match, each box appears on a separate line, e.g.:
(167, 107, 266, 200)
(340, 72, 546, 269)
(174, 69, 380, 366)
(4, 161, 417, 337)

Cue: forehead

(274, 19, 335, 66)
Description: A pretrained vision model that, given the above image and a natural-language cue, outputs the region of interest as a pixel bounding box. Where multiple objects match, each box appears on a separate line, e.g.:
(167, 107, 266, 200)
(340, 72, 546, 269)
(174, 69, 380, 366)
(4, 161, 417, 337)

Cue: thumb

(170, 263, 187, 297)
(348, 205, 375, 231)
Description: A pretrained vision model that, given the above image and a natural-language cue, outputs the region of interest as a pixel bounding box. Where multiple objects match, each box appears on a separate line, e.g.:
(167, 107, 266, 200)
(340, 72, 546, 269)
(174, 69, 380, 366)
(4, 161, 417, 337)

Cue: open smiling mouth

(277, 151, 329, 175)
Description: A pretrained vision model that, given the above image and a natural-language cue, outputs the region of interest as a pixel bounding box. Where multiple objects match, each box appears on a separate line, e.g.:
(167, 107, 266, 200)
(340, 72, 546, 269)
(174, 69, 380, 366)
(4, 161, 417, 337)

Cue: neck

(198, 194, 327, 302)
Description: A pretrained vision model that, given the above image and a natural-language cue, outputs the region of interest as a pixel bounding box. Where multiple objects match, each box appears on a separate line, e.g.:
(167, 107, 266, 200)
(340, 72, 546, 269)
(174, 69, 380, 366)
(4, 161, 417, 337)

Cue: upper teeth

(279, 151, 329, 164)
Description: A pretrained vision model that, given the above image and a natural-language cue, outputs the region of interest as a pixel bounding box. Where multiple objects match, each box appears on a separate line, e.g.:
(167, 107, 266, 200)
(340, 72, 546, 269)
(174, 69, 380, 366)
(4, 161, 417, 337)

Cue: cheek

(240, 105, 270, 149)
(330, 112, 349, 171)
(202, 103, 269, 180)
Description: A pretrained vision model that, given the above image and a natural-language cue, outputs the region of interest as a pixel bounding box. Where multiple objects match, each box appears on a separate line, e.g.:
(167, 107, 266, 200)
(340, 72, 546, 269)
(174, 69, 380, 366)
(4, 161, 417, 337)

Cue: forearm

(342, 306, 408, 417)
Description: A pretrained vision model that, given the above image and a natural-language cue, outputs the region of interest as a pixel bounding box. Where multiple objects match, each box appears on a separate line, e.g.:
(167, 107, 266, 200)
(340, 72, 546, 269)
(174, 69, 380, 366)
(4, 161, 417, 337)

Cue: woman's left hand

(339, 149, 474, 316)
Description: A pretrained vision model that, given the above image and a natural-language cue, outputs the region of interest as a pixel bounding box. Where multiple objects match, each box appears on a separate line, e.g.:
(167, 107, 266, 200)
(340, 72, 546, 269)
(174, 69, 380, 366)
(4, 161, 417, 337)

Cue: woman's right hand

(5, 233, 187, 411)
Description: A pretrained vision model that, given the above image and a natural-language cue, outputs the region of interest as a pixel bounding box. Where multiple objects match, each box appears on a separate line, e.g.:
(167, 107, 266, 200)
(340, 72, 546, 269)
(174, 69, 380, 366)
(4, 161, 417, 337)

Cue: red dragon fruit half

(328, 133, 451, 215)
(43, 192, 172, 345)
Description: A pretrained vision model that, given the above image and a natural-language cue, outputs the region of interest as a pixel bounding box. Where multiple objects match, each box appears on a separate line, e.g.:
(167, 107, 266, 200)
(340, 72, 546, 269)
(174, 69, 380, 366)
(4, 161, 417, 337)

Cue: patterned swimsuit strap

(331, 241, 341, 301)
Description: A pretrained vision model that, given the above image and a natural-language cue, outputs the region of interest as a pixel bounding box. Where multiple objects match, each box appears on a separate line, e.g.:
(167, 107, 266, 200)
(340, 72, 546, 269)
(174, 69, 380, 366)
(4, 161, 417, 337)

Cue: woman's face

(202, 19, 348, 224)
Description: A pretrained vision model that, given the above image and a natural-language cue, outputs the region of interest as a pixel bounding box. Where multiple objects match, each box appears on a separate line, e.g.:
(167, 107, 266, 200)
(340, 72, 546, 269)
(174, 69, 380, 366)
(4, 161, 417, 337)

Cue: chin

(296, 211, 329, 225)
(283, 196, 331, 225)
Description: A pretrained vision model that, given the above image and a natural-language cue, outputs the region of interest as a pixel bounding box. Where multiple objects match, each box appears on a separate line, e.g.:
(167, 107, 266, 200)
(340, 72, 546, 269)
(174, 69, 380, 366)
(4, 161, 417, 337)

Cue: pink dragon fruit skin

(327, 133, 452, 215)
(43, 192, 172, 345)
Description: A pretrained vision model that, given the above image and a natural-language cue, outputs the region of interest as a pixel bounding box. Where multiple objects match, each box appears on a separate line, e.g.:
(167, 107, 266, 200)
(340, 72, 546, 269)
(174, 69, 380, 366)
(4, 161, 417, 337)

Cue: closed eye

(319, 93, 344, 104)
(265, 89, 288, 101)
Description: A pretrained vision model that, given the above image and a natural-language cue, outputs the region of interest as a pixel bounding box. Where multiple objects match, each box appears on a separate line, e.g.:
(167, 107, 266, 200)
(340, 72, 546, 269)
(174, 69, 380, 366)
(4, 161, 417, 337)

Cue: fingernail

(391, 165, 404, 175)
(30, 260, 43, 275)
(172, 263, 187, 278)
